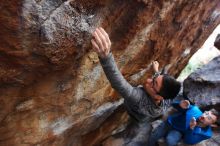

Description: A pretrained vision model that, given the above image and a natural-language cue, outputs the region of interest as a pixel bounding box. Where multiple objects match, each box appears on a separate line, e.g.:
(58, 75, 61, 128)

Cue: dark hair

(159, 74, 181, 99)
(214, 34, 220, 49)
(210, 108, 220, 126)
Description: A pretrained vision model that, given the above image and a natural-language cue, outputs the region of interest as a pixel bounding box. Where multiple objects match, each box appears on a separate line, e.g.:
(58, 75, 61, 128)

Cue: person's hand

(152, 61, 159, 73)
(180, 100, 190, 109)
(190, 117, 197, 130)
(91, 27, 111, 58)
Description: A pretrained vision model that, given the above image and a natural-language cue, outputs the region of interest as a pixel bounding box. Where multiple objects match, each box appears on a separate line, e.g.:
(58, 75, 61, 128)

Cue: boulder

(0, 0, 220, 145)
(183, 56, 220, 110)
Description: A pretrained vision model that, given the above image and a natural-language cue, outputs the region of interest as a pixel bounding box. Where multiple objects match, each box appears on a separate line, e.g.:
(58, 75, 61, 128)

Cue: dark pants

(147, 121, 182, 146)
(123, 118, 152, 146)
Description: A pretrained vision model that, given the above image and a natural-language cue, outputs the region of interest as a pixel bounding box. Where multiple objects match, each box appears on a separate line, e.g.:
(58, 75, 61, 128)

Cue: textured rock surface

(183, 56, 220, 110)
(0, 0, 220, 145)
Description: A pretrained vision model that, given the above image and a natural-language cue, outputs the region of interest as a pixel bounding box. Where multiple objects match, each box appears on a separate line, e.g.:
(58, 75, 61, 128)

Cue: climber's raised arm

(91, 27, 136, 100)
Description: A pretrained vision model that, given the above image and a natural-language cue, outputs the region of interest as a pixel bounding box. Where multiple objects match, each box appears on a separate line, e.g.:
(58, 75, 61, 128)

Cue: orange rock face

(0, 0, 220, 145)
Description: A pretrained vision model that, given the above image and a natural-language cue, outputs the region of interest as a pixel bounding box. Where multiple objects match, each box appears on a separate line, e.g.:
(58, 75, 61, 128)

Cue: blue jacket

(168, 101, 212, 145)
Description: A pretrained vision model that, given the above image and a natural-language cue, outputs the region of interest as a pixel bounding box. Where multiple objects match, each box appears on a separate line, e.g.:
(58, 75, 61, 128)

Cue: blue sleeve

(183, 128, 211, 145)
(171, 101, 188, 112)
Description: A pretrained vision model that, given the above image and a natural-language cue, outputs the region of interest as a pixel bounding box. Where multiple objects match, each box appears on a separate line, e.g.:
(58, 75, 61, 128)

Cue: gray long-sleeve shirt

(99, 53, 172, 122)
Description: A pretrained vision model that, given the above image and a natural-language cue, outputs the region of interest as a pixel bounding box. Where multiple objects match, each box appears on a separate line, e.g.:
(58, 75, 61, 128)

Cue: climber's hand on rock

(91, 27, 111, 58)
(152, 61, 159, 73)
